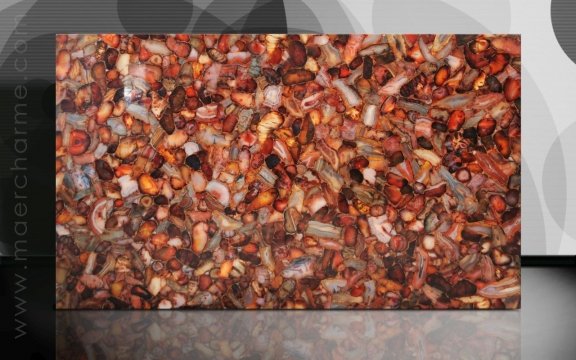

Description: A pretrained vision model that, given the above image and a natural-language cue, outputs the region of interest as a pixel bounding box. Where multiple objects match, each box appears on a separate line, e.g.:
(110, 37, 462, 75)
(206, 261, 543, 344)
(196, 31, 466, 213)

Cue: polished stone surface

(56, 268, 576, 359)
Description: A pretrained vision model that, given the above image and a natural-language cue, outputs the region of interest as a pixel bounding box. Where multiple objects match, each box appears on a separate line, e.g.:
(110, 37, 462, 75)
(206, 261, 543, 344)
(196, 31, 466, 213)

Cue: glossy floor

(56, 268, 576, 359)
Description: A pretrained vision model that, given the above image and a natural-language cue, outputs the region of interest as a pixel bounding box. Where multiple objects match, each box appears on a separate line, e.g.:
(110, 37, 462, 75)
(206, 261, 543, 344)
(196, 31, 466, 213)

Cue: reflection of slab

(57, 309, 520, 359)
(57, 267, 576, 358)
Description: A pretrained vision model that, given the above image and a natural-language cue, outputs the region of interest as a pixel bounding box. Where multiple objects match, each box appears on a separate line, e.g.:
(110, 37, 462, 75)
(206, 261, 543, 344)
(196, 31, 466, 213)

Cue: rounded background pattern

(552, 0, 576, 64)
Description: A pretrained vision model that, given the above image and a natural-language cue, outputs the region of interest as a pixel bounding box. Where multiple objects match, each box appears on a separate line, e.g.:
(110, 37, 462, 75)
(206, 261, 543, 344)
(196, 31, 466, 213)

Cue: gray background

(0, 0, 575, 255)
